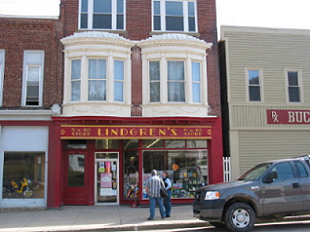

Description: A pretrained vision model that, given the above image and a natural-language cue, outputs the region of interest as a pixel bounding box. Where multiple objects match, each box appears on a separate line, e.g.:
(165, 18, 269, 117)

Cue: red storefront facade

(48, 116, 223, 207)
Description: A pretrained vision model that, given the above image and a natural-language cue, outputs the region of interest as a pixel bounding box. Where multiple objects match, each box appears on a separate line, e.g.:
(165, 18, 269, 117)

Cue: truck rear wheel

(224, 202, 255, 232)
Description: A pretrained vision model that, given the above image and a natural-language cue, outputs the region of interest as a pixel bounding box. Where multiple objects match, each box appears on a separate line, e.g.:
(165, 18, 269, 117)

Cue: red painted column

(208, 117, 224, 184)
(47, 124, 63, 208)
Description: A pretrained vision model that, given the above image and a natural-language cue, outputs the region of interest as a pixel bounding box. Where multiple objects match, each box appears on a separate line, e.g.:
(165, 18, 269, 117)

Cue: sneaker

(161, 217, 165, 219)
(166, 215, 170, 217)
(147, 217, 154, 220)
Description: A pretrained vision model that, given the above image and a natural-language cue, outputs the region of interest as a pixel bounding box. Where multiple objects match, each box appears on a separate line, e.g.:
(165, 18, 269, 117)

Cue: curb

(40, 221, 209, 232)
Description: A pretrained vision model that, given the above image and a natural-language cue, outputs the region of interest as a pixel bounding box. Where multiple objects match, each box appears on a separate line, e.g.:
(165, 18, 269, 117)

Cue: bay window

(152, 0, 197, 32)
(168, 61, 185, 102)
(80, 0, 125, 30)
(71, 59, 81, 102)
(88, 59, 106, 101)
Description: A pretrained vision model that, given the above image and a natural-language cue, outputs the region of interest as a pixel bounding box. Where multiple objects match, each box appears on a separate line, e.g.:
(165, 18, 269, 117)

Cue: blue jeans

(148, 196, 165, 219)
(163, 190, 172, 216)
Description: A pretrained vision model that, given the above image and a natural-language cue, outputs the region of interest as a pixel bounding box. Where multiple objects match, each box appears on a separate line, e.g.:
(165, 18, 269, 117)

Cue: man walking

(144, 170, 166, 220)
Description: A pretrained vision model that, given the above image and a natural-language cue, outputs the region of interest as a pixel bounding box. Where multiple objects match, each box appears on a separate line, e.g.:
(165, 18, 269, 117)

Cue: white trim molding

(0, 50, 5, 106)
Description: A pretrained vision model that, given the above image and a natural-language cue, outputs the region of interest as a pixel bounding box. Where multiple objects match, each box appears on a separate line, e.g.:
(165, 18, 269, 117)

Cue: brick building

(0, 0, 223, 208)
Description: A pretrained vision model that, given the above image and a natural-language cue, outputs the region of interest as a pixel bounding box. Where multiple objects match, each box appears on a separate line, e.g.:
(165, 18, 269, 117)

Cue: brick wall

(0, 17, 64, 108)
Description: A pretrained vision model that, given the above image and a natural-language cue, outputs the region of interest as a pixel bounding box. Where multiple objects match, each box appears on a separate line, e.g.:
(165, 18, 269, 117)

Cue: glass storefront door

(95, 152, 119, 205)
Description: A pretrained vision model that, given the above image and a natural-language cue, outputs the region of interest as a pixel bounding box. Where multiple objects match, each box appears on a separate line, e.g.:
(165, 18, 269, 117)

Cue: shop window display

(124, 151, 139, 199)
(2, 152, 45, 199)
(143, 150, 207, 199)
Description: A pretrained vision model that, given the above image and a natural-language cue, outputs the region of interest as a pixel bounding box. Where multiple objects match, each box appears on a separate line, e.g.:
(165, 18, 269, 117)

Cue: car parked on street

(193, 156, 310, 232)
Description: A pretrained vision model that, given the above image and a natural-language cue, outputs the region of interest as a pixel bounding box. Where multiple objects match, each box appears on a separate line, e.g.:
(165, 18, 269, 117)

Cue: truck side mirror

(264, 171, 278, 183)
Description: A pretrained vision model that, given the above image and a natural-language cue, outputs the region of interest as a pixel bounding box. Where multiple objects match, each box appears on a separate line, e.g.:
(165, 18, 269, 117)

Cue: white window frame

(152, 0, 198, 33)
(22, 50, 45, 107)
(113, 59, 125, 102)
(66, 56, 129, 104)
(70, 59, 82, 102)
(285, 69, 303, 103)
(245, 68, 264, 103)
(79, 0, 126, 30)
(88, 58, 107, 101)
(0, 50, 5, 106)
(146, 58, 206, 105)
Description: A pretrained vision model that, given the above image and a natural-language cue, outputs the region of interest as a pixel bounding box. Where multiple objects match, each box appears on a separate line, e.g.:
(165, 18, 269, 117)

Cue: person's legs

(164, 190, 172, 217)
(148, 196, 156, 219)
(156, 197, 166, 218)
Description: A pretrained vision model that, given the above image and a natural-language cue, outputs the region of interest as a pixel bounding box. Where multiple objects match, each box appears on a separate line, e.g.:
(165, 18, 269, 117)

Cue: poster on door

(100, 173, 112, 188)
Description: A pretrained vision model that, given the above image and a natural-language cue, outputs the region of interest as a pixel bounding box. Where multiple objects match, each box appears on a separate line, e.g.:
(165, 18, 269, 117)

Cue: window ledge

(76, 29, 128, 36)
(142, 104, 210, 117)
(150, 31, 201, 38)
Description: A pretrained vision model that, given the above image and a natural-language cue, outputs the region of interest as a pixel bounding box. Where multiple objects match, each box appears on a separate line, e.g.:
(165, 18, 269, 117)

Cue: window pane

(117, 0, 124, 13)
(192, 83, 200, 103)
(289, 87, 300, 102)
(117, 15, 124, 29)
(81, 14, 88, 28)
(168, 82, 185, 102)
(166, 1, 183, 15)
(154, 1, 160, 15)
(88, 80, 106, 101)
(114, 81, 124, 101)
(27, 66, 40, 82)
(93, 14, 112, 29)
(95, 140, 119, 149)
(150, 61, 160, 81)
(165, 140, 185, 148)
(71, 80, 81, 101)
(249, 86, 261, 101)
(71, 60, 81, 80)
(3, 152, 45, 199)
(192, 62, 200, 82)
(143, 150, 208, 199)
(188, 17, 195, 31)
(150, 82, 160, 102)
(89, 59, 106, 80)
(68, 154, 85, 187)
(168, 61, 184, 80)
(166, 16, 183, 31)
(295, 161, 308, 177)
(248, 70, 259, 85)
(124, 151, 139, 199)
(271, 162, 294, 182)
(187, 140, 207, 148)
(154, 16, 161, 30)
(288, 71, 298, 86)
(81, 0, 88, 12)
(94, 0, 111, 13)
(188, 2, 195, 16)
(114, 60, 124, 80)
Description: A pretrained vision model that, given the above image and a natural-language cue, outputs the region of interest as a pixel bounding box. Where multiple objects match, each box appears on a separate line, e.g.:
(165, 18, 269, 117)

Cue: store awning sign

(60, 125, 212, 139)
(267, 110, 310, 124)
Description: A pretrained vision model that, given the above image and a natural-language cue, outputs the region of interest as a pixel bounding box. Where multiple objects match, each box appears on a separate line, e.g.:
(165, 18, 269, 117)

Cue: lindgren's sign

(60, 125, 212, 139)
(267, 110, 310, 124)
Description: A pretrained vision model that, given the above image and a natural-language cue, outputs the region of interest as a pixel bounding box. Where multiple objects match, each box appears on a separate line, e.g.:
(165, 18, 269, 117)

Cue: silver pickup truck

(193, 155, 310, 232)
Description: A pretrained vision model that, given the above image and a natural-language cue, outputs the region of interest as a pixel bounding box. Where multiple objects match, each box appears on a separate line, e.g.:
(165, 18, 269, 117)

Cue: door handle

(292, 183, 300, 188)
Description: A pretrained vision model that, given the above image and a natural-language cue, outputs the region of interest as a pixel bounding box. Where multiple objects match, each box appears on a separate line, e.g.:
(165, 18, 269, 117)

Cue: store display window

(123, 151, 139, 199)
(2, 152, 45, 199)
(143, 150, 207, 199)
(96, 139, 119, 149)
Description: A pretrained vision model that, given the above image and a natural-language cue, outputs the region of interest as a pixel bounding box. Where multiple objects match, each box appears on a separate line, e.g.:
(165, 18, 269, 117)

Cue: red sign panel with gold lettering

(60, 125, 212, 139)
(267, 110, 310, 124)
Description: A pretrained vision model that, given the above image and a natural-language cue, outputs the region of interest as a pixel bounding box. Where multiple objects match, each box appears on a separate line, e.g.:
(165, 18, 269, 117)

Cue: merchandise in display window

(124, 151, 139, 199)
(143, 150, 207, 199)
(2, 152, 45, 199)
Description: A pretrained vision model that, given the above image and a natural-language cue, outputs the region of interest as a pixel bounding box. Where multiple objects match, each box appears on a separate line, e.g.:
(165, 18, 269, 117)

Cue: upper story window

(247, 69, 262, 102)
(286, 70, 301, 103)
(0, 50, 5, 106)
(22, 50, 45, 106)
(152, 0, 197, 32)
(61, 31, 134, 116)
(79, 0, 125, 30)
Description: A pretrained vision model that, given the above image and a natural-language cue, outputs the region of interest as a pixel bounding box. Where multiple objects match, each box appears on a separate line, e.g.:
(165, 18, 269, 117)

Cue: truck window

(238, 163, 272, 181)
(294, 161, 308, 178)
(271, 162, 294, 182)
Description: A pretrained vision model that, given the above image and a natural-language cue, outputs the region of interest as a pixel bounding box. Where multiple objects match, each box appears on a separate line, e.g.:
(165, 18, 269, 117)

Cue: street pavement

(0, 205, 208, 232)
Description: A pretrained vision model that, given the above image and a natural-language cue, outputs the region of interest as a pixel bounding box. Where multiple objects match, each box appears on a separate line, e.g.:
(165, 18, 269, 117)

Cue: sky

(0, 0, 309, 37)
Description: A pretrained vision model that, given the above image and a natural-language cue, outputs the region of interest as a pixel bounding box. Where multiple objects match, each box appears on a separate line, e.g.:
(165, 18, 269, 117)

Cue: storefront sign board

(60, 125, 212, 139)
(267, 110, 310, 124)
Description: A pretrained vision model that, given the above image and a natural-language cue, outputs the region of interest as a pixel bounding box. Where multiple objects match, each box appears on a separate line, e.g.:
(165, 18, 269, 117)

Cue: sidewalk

(0, 205, 208, 232)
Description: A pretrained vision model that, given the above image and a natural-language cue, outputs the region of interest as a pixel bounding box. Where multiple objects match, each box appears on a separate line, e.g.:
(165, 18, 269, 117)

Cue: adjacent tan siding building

(220, 26, 310, 179)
